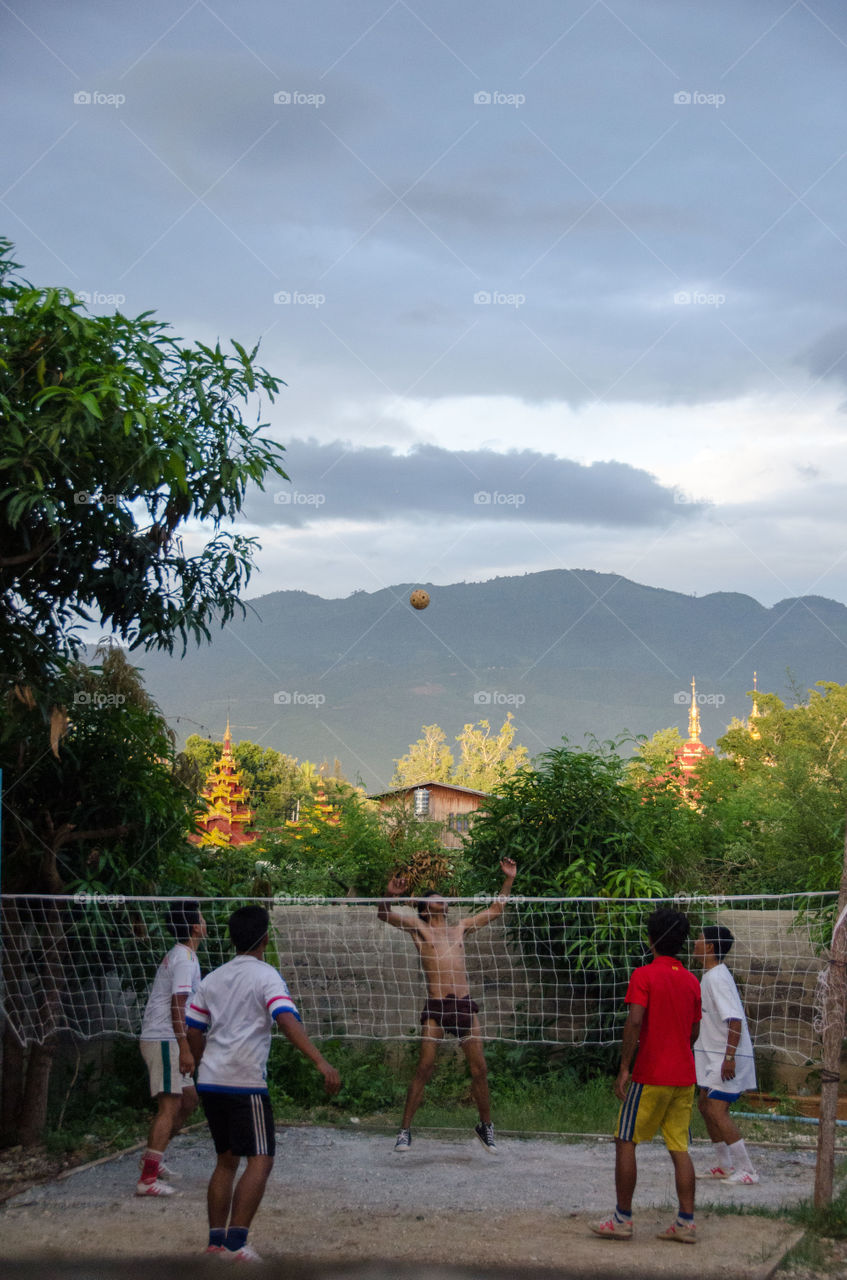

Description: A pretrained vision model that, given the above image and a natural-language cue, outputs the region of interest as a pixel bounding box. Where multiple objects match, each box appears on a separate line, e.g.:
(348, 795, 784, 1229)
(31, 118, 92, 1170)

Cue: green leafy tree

(392, 716, 529, 791)
(260, 788, 395, 896)
(628, 727, 685, 780)
(391, 724, 454, 785)
(696, 681, 847, 892)
(452, 714, 530, 790)
(0, 240, 288, 1145)
(0, 239, 287, 691)
(465, 739, 667, 901)
(0, 646, 197, 1145)
(464, 740, 670, 1039)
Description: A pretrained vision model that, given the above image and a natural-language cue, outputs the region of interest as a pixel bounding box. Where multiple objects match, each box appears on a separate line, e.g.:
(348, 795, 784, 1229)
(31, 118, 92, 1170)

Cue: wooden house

(368, 780, 491, 849)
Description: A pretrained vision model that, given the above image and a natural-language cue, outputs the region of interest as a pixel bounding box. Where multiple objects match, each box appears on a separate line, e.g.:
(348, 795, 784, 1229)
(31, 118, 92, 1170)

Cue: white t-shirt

(140, 943, 201, 1041)
(186, 954, 300, 1094)
(693, 962, 757, 1093)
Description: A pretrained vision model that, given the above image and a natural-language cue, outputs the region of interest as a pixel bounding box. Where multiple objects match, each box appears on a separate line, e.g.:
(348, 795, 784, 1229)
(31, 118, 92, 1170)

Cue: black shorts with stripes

(199, 1089, 276, 1157)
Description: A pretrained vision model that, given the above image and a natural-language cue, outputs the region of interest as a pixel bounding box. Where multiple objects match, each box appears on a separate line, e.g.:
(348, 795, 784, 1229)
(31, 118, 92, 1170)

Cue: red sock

(140, 1150, 163, 1184)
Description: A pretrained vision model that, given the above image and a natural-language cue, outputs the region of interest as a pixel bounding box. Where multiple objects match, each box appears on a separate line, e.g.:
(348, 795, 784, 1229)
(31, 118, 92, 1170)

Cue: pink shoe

(229, 1245, 263, 1262)
(722, 1169, 760, 1185)
(204, 1246, 227, 1255)
(135, 1178, 175, 1197)
(589, 1216, 632, 1240)
(657, 1220, 696, 1244)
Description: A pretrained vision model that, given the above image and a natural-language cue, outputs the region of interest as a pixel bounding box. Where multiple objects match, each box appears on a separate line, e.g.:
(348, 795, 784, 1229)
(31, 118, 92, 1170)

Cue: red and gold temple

(189, 721, 257, 848)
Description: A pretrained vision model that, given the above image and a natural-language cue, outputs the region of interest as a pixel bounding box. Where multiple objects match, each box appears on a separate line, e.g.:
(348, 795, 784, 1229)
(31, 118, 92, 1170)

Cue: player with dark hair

(693, 925, 759, 1183)
(377, 857, 517, 1154)
(591, 907, 702, 1244)
(137, 900, 206, 1196)
(186, 904, 340, 1261)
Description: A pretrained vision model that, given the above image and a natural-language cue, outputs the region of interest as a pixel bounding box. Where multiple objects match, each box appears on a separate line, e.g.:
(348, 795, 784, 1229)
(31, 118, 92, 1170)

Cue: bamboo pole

(814, 823, 847, 1208)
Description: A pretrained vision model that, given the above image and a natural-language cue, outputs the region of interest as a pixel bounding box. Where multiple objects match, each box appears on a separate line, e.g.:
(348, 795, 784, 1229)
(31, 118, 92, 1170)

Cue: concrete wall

(272, 902, 834, 1086)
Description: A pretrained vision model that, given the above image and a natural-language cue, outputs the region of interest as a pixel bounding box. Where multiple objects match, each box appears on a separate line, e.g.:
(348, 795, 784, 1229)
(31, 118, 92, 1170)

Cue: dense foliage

(391, 715, 529, 790)
(0, 239, 287, 691)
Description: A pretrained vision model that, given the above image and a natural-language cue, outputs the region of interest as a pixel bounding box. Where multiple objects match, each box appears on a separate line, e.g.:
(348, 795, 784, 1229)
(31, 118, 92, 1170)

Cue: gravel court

(0, 1126, 815, 1275)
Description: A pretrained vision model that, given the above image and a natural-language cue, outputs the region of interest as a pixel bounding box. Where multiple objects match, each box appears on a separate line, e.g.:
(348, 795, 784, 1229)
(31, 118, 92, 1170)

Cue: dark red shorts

(421, 994, 480, 1039)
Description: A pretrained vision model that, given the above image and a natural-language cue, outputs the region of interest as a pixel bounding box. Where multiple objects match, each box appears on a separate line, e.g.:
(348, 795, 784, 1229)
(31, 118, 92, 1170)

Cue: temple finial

(688, 676, 701, 742)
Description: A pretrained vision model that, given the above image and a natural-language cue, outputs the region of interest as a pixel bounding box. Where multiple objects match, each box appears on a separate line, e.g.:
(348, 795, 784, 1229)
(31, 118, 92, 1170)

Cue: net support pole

(814, 823, 847, 1209)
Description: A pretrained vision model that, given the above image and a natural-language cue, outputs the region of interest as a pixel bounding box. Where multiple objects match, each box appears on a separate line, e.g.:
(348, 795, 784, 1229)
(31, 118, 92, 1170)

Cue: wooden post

(814, 824, 847, 1208)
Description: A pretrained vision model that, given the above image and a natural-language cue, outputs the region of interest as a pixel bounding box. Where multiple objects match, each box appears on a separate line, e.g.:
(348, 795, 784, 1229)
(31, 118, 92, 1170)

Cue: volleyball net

(0, 891, 836, 1067)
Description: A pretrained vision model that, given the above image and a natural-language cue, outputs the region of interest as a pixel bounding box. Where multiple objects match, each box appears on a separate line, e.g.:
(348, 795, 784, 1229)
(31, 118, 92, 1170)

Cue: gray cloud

(246, 438, 700, 526)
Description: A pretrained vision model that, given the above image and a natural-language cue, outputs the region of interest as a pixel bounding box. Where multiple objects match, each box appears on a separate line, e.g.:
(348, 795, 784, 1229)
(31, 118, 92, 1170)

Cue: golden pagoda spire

(223, 718, 233, 757)
(688, 676, 702, 742)
(751, 671, 759, 719)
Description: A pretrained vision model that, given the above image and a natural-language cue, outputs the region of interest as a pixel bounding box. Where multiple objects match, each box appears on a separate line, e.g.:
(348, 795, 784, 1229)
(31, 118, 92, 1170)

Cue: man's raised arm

(462, 857, 517, 932)
(376, 874, 421, 931)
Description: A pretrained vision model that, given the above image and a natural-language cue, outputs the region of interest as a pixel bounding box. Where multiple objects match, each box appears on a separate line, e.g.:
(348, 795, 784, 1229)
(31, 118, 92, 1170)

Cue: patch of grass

(790, 1186, 847, 1239)
(778, 1232, 831, 1274)
(268, 1038, 624, 1134)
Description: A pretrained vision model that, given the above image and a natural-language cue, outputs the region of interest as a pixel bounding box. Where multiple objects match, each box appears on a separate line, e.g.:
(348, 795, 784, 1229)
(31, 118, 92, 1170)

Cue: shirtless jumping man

(377, 857, 517, 1155)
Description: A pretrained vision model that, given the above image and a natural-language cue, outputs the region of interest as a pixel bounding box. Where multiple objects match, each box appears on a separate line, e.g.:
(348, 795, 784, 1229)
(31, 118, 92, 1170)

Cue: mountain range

(133, 569, 847, 793)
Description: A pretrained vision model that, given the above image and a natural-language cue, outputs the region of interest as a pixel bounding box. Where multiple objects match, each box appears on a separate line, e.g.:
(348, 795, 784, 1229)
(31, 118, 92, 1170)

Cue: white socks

(728, 1139, 755, 1175)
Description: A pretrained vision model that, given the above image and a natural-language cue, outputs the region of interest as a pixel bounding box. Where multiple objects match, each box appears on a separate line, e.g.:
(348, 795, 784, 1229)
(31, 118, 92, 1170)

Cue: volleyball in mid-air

(409, 589, 430, 610)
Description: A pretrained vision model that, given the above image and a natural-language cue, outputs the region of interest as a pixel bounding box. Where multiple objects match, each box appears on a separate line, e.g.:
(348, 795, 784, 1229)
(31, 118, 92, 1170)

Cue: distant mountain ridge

(134, 569, 847, 792)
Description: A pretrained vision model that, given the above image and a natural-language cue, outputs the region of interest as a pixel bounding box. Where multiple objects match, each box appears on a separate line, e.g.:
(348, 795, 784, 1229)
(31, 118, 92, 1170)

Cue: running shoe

(135, 1178, 175, 1196)
(722, 1169, 760, 1184)
(657, 1221, 697, 1244)
(696, 1165, 733, 1179)
(474, 1121, 497, 1153)
(589, 1217, 633, 1240)
(204, 1246, 227, 1256)
(393, 1128, 411, 1152)
(228, 1245, 263, 1262)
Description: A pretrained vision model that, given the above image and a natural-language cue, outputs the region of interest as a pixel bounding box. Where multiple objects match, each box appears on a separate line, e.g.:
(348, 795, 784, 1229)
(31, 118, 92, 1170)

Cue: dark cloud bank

(246, 439, 702, 526)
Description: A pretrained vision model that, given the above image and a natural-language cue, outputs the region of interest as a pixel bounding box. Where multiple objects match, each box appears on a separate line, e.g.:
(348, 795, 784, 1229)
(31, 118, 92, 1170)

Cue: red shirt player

(591, 907, 701, 1245)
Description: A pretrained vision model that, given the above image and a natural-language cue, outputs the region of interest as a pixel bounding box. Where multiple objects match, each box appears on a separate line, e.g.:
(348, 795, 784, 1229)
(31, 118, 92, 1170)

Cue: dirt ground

(0, 1126, 832, 1277)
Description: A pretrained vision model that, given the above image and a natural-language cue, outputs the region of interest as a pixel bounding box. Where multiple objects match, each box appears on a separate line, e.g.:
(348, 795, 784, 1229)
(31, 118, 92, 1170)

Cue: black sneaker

(475, 1122, 497, 1153)
(393, 1128, 411, 1152)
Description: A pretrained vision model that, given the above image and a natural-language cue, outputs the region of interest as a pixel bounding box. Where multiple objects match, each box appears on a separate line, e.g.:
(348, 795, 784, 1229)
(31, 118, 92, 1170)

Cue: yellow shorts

(615, 1082, 694, 1151)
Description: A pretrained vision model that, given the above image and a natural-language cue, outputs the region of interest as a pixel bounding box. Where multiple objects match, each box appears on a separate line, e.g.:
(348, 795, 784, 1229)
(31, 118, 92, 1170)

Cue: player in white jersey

(186, 904, 341, 1262)
(137, 900, 206, 1196)
(693, 925, 760, 1184)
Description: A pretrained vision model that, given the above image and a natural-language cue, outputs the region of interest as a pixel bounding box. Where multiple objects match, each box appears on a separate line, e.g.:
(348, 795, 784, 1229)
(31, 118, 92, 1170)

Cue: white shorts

(140, 1040, 194, 1097)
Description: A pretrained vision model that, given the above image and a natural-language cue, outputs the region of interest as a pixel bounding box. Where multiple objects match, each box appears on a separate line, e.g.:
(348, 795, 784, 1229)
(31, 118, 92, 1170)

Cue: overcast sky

(4, 0, 847, 609)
